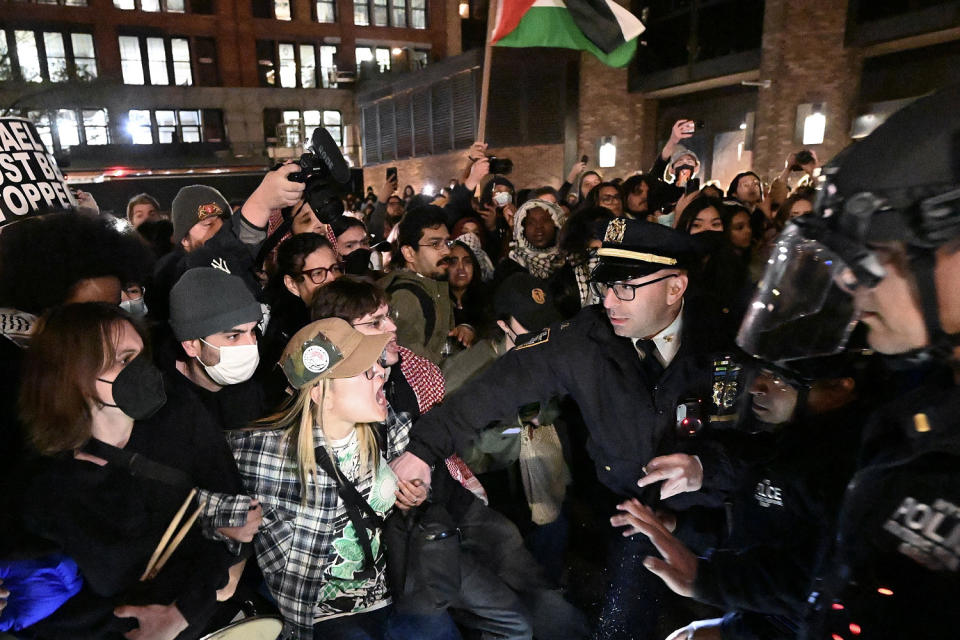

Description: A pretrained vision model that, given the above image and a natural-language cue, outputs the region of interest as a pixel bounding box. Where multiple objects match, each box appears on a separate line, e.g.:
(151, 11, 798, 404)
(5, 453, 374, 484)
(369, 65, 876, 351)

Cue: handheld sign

(0, 117, 77, 228)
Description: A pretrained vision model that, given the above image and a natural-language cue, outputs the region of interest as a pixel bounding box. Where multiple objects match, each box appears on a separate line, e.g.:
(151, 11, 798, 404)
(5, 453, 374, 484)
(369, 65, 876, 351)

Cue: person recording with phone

(649, 119, 703, 214)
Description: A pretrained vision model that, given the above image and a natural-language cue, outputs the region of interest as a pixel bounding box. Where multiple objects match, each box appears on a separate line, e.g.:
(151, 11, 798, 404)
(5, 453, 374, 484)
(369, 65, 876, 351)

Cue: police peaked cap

(591, 218, 702, 283)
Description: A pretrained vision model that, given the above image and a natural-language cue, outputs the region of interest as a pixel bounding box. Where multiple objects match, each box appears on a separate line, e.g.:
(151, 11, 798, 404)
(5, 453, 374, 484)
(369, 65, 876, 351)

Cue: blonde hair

(257, 379, 381, 504)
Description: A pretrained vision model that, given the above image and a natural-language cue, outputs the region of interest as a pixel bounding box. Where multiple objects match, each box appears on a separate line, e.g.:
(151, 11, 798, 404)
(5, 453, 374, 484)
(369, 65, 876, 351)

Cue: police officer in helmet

(736, 83, 960, 637)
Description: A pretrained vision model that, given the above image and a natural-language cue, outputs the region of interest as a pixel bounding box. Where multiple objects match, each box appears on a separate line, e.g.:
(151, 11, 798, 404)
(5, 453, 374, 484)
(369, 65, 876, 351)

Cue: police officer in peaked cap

(730, 83, 960, 638)
(391, 217, 732, 638)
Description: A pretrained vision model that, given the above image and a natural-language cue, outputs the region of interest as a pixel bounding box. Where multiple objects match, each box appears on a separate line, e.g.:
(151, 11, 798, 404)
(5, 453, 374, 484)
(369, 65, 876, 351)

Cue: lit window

(281, 110, 302, 146)
(375, 47, 390, 72)
(114, 0, 135, 9)
(0, 33, 11, 82)
(411, 0, 426, 28)
(147, 37, 169, 85)
(167, 0, 185, 11)
(316, 0, 335, 22)
(72, 33, 98, 79)
(355, 46, 373, 72)
(319, 45, 337, 87)
(44, 33, 68, 82)
(278, 43, 296, 88)
(171, 38, 192, 85)
(392, 0, 407, 27)
(324, 110, 342, 147)
(141, 0, 160, 11)
(119, 36, 144, 84)
(300, 44, 316, 88)
(179, 110, 201, 142)
(56, 110, 81, 149)
(354, 0, 370, 25)
(275, 0, 292, 19)
(412, 49, 428, 68)
(373, 0, 388, 25)
(15, 31, 43, 83)
(28, 111, 55, 150)
(156, 110, 178, 142)
(127, 110, 154, 144)
(82, 109, 109, 145)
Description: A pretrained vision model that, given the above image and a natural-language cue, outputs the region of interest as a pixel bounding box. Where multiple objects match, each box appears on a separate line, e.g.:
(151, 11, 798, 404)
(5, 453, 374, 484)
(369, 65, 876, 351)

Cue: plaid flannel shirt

(227, 405, 411, 640)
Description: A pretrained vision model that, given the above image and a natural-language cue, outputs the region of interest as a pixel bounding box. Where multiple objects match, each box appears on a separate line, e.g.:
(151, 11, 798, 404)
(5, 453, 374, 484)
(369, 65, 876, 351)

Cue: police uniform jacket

(692, 402, 865, 638)
(405, 303, 723, 501)
(802, 382, 960, 639)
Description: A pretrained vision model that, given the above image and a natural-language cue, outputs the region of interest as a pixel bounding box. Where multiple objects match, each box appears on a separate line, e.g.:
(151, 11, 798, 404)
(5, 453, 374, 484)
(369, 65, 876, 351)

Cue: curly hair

(0, 212, 154, 315)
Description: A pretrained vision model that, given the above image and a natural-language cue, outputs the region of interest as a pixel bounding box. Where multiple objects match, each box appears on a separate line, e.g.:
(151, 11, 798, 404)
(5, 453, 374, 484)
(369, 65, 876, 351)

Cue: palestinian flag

(491, 0, 644, 68)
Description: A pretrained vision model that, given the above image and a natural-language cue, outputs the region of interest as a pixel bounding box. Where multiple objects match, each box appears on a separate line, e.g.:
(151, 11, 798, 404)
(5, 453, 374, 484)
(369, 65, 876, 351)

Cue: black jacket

(693, 403, 866, 638)
(23, 378, 242, 639)
(405, 304, 726, 503)
(802, 383, 960, 639)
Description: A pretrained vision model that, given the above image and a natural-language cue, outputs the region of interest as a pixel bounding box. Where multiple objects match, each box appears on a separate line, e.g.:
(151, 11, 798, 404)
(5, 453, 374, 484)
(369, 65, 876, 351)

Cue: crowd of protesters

(0, 98, 958, 640)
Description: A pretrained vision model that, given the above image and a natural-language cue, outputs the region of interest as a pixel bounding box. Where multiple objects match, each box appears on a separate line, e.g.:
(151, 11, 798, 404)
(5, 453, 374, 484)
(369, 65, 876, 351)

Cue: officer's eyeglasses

(590, 274, 679, 302)
(300, 263, 345, 284)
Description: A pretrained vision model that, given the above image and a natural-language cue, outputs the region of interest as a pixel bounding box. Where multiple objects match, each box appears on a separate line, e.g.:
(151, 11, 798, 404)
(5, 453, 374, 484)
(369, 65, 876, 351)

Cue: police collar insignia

(604, 219, 627, 244)
(516, 328, 550, 350)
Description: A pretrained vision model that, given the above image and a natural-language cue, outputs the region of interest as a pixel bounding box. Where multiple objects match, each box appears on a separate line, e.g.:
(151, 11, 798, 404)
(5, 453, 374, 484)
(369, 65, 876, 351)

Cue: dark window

(634, 0, 764, 75)
(25, 0, 87, 5)
(0, 28, 98, 83)
(194, 37, 219, 86)
(252, 0, 294, 19)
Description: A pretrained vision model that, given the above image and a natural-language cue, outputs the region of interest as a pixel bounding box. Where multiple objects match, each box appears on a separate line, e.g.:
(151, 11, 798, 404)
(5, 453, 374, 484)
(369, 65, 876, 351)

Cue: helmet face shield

(737, 224, 861, 361)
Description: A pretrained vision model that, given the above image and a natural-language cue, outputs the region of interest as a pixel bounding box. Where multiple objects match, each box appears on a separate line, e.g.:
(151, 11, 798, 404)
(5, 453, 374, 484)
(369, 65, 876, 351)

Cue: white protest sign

(0, 117, 78, 227)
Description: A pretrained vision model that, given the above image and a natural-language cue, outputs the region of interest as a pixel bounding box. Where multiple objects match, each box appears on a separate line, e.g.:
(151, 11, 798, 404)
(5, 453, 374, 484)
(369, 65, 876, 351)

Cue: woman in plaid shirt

(228, 318, 457, 640)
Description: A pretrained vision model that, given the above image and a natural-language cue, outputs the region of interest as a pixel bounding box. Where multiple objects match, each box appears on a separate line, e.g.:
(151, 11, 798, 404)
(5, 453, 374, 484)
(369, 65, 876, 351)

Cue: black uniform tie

(637, 339, 665, 381)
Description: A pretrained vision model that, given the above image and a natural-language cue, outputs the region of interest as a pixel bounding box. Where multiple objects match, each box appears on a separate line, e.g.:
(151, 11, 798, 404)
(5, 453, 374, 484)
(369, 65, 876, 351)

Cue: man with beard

(379, 205, 475, 364)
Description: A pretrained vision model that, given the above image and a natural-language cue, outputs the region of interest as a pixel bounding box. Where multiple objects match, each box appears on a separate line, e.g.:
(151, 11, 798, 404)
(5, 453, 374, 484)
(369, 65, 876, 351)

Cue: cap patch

(604, 219, 627, 244)
(303, 345, 331, 373)
(531, 288, 546, 305)
(197, 202, 223, 221)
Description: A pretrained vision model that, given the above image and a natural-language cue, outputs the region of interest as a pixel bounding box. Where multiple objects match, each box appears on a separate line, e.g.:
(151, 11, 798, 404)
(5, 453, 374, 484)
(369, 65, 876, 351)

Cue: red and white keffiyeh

(398, 346, 487, 504)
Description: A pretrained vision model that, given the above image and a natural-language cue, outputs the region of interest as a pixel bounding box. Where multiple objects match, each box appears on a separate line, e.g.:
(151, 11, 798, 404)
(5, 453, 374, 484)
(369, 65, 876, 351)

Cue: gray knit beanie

(171, 185, 230, 245)
(169, 267, 262, 341)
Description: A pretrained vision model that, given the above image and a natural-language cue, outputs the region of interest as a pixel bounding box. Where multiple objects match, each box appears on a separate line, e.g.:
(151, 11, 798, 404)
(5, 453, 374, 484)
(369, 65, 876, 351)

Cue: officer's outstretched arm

(404, 330, 569, 468)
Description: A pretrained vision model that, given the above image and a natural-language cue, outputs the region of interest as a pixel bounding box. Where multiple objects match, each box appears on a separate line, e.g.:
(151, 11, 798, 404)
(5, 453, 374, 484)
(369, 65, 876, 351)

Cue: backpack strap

(81, 438, 194, 492)
(385, 281, 436, 345)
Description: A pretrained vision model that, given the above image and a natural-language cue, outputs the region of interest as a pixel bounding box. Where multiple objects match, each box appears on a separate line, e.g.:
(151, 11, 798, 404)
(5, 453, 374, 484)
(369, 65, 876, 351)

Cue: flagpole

(476, 0, 500, 143)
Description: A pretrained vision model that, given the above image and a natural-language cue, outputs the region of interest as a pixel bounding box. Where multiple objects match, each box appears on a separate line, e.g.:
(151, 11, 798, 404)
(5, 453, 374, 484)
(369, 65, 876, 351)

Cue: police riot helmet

(737, 83, 960, 361)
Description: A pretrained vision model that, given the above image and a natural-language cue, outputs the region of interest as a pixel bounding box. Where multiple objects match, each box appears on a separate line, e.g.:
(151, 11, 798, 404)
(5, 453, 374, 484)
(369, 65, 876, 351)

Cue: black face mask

(675, 164, 696, 177)
(97, 353, 167, 420)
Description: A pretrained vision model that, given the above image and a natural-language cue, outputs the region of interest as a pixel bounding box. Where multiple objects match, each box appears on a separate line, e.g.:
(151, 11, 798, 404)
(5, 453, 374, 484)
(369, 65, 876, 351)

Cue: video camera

(283, 126, 351, 224)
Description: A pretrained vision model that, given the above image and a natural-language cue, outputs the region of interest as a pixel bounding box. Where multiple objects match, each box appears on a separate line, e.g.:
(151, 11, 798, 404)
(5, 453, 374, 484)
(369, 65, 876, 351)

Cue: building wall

(362, 143, 565, 192)
(576, 40, 658, 179)
(752, 0, 859, 179)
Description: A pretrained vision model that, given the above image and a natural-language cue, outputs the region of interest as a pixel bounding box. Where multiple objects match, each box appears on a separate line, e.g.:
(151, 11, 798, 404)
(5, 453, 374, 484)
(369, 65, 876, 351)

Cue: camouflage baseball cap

(280, 317, 390, 388)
